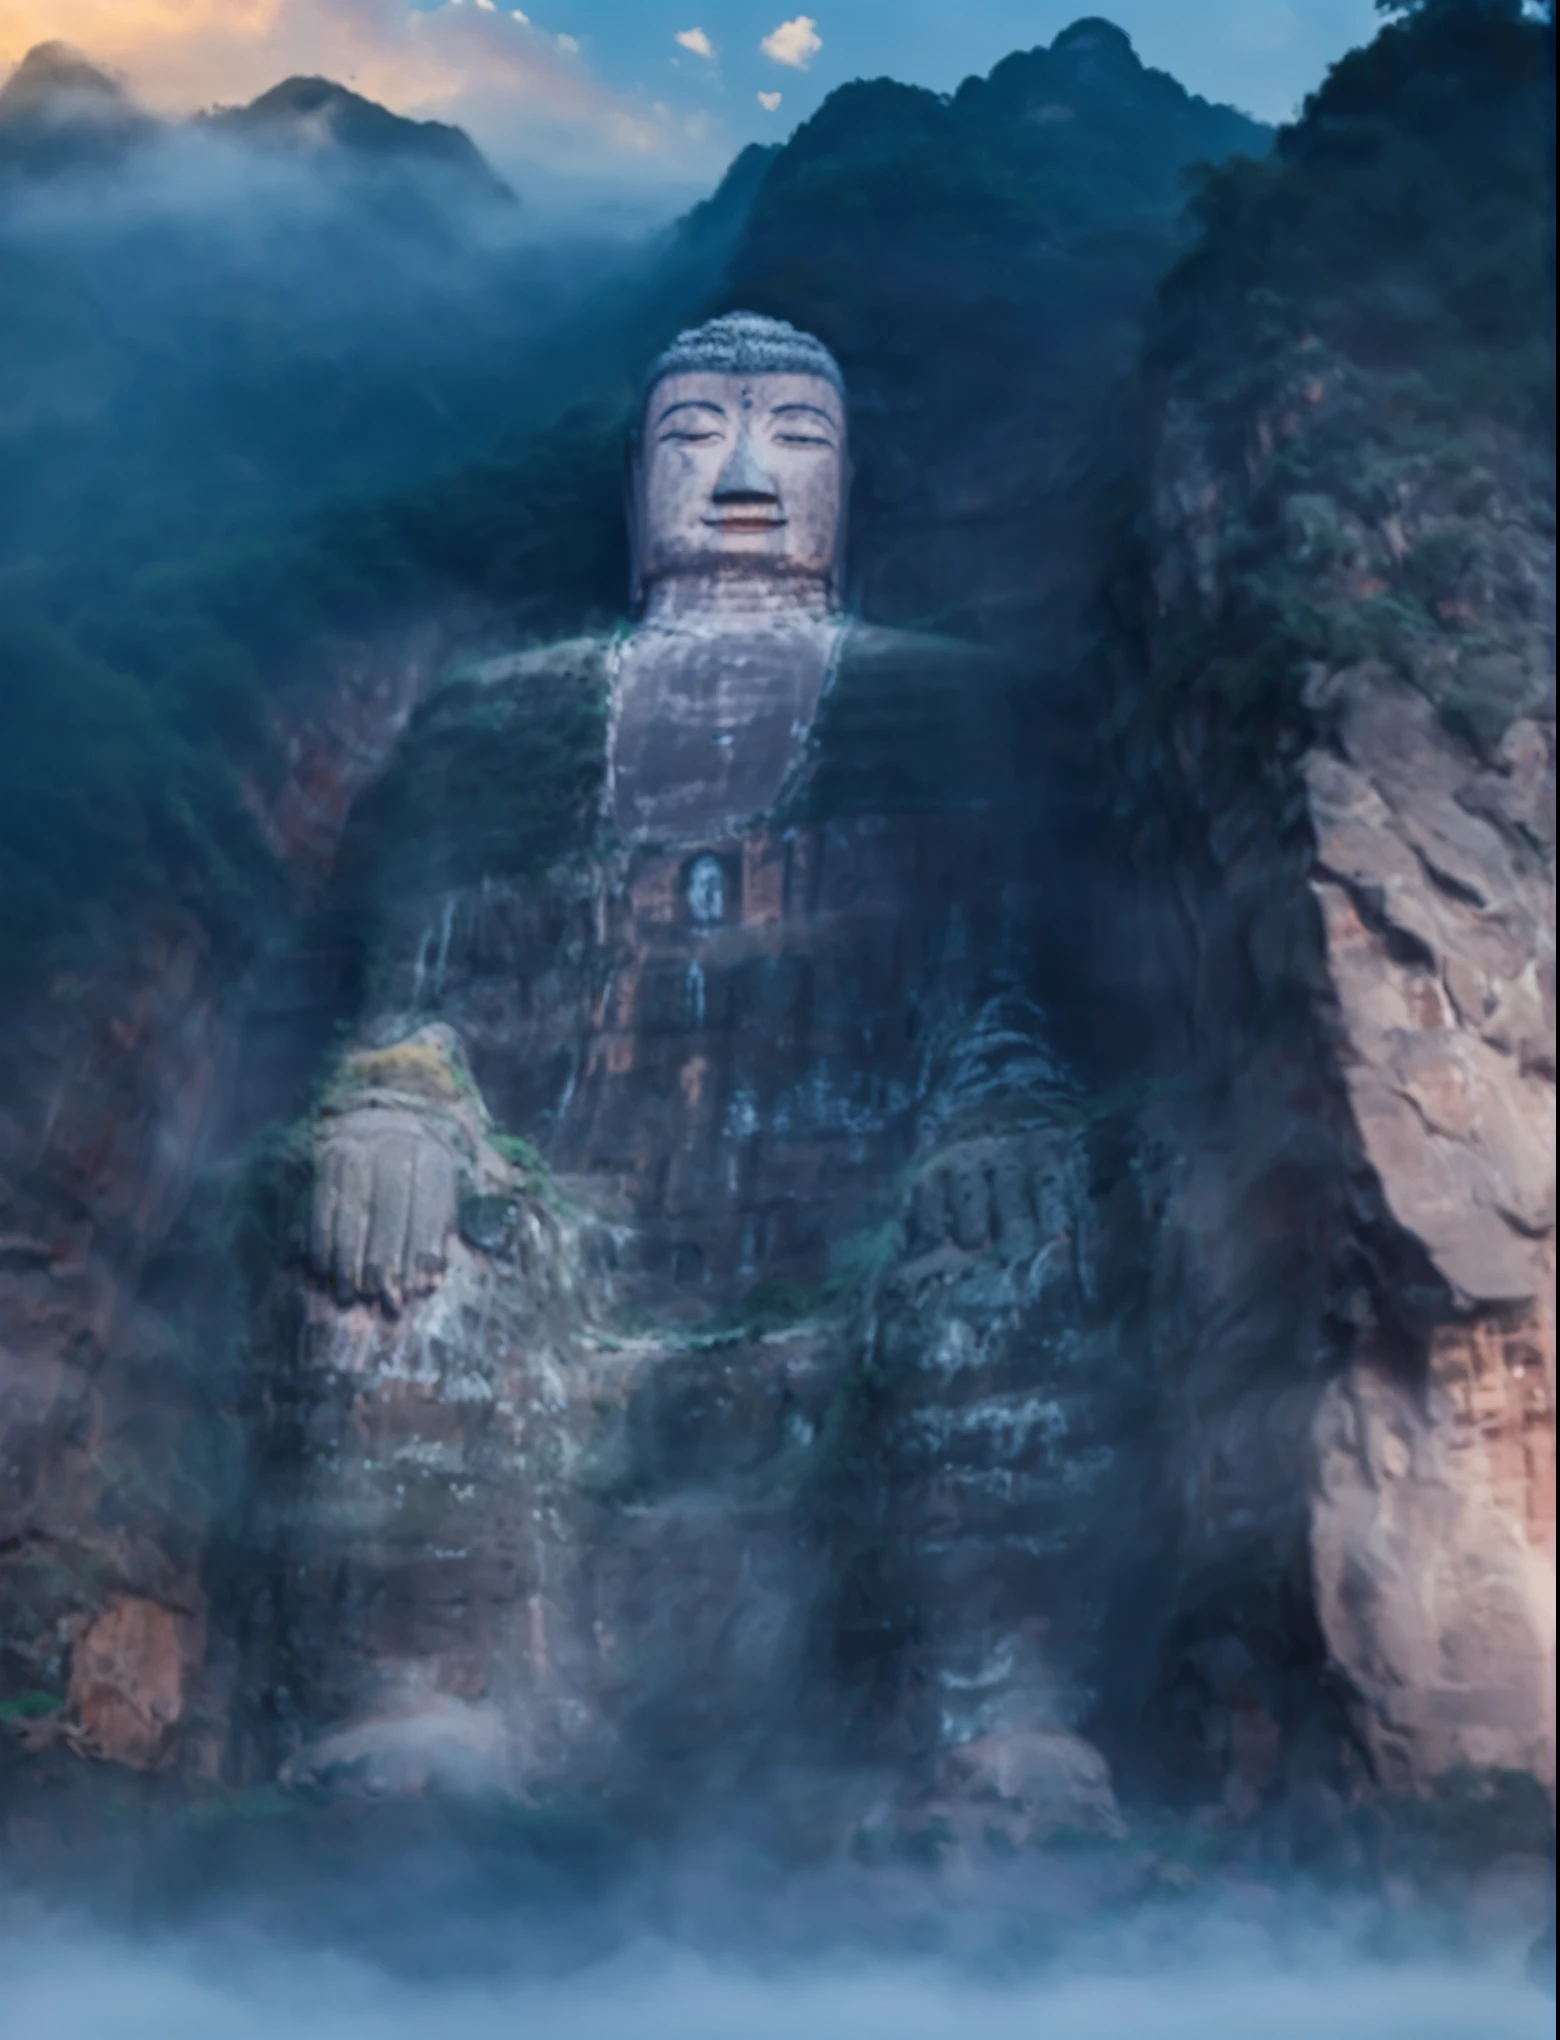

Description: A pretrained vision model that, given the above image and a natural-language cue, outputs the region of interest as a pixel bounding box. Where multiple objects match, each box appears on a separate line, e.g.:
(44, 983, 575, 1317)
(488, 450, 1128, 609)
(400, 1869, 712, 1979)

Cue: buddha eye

(660, 428, 722, 446)
(773, 431, 833, 448)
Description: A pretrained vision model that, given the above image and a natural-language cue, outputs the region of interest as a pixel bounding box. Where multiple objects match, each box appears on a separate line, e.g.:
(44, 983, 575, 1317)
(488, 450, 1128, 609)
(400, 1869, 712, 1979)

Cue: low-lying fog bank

(0, 1915, 1548, 2040)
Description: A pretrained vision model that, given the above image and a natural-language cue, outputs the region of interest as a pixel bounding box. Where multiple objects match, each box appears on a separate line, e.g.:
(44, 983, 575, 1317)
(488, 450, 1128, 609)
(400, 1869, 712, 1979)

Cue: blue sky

(409, 0, 1384, 185)
(6, 2, 1387, 188)
(419, 0, 1387, 186)
(455, 1, 1384, 132)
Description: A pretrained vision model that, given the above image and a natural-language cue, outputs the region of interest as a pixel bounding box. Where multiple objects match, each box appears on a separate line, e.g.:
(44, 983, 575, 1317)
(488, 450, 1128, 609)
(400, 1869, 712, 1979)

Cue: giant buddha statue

(242, 313, 1063, 1818)
(305, 312, 1004, 1316)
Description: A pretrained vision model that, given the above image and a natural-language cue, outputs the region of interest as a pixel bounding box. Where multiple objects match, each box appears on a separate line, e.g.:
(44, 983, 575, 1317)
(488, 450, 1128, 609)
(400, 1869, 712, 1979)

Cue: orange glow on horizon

(1, 4, 280, 89)
(0, 2, 689, 165)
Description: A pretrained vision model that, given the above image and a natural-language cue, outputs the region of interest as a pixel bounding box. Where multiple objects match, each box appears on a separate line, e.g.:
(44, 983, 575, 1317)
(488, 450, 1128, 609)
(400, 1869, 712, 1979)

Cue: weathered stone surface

(1130, 348, 1556, 1802)
(0, 918, 226, 1707)
(610, 619, 839, 841)
(1302, 664, 1554, 1785)
(222, 557, 1056, 1821)
(257, 625, 446, 876)
(308, 1029, 498, 1310)
(0, 624, 448, 1731)
(1305, 665, 1554, 1308)
(66, 1594, 202, 1771)
(1312, 1309, 1555, 1788)
(813, 992, 1150, 1822)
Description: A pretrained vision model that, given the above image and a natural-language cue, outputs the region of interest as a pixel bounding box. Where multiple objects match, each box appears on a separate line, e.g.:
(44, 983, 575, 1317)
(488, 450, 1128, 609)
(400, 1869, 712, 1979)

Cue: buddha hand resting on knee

(308, 1023, 509, 1312)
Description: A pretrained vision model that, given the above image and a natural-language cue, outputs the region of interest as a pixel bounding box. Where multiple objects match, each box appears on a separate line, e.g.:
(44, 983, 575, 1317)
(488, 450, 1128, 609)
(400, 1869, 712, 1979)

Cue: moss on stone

(349, 640, 611, 917)
(336, 1035, 465, 1105)
(0, 1690, 63, 1725)
(796, 627, 1018, 824)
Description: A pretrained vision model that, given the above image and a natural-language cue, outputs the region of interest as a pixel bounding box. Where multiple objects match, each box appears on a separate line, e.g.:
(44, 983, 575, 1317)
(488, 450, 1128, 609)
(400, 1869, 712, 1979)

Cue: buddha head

(630, 311, 849, 617)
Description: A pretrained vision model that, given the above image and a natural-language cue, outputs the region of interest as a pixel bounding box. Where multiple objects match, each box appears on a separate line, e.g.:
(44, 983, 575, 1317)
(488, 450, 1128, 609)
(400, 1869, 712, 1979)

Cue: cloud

(0, 2, 705, 178)
(757, 91, 781, 112)
(674, 28, 714, 62)
(759, 16, 820, 71)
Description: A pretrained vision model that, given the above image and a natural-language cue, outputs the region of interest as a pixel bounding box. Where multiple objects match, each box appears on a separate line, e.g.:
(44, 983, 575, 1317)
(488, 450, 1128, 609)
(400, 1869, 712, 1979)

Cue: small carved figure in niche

(686, 855, 727, 927)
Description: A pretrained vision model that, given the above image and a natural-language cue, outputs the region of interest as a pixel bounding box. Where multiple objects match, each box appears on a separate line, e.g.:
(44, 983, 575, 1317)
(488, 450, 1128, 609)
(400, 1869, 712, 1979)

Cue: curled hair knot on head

(643, 311, 845, 400)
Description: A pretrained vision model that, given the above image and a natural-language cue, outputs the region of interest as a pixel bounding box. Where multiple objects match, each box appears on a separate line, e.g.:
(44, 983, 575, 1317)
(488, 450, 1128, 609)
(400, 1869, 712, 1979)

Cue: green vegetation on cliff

(0, 108, 775, 985)
(0, 404, 632, 978)
(1127, 0, 1554, 755)
(721, 23, 1268, 626)
(356, 633, 612, 901)
(1159, 2, 1552, 428)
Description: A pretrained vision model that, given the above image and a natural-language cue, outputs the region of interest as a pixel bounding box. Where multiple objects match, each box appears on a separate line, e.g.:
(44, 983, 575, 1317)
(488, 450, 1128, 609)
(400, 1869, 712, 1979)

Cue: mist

(0, 1911, 1548, 2040)
(0, 114, 659, 572)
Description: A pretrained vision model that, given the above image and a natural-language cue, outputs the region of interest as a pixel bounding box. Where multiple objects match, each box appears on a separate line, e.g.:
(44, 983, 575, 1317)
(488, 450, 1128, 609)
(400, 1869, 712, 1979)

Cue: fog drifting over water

(1, 1922, 1548, 2040)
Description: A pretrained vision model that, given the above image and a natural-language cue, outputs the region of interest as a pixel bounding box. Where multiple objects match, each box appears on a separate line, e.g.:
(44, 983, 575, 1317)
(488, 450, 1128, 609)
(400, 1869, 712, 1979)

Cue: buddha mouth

(703, 510, 787, 533)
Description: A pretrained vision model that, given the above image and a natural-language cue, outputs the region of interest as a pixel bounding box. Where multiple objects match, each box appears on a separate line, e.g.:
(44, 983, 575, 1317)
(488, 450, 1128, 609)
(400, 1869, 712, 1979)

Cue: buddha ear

(624, 429, 645, 614)
(831, 439, 854, 611)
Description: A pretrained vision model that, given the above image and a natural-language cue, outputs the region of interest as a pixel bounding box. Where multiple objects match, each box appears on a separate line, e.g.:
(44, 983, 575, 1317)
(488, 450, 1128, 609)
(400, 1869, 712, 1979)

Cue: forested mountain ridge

(202, 74, 515, 203)
(719, 17, 1270, 625)
(0, 41, 153, 173)
(0, 42, 513, 195)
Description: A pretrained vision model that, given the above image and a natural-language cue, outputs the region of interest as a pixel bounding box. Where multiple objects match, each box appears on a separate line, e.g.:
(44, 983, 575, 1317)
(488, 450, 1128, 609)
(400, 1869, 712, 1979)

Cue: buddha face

(635, 370, 848, 600)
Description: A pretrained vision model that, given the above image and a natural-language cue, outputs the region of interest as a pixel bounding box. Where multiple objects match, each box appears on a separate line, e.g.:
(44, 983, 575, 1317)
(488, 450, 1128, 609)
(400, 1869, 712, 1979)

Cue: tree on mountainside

(1127, 0, 1553, 755)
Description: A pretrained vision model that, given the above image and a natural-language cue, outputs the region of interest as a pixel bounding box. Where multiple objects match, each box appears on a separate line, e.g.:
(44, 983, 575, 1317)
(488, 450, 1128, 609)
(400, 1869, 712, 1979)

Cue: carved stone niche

(683, 850, 740, 931)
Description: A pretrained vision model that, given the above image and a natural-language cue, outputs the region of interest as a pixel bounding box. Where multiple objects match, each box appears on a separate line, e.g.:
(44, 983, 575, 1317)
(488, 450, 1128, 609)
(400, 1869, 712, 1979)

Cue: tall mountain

(0, 58, 541, 582)
(0, 41, 152, 174)
(203, 75, 515, 208)
(0, 47, 512, 208)
(721, 19, 1271, 629)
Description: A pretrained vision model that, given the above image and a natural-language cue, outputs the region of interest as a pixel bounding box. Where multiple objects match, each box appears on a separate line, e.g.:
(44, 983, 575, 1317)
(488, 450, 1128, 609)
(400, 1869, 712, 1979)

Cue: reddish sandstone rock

(0, 623, 450, 1762)
(66, 1595, 202, 1771)
(1134, 343, 1555, 1803)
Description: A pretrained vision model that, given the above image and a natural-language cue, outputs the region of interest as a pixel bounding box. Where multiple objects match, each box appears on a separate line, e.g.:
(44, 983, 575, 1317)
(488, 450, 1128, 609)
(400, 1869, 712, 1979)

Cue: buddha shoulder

(422, 633, 617, 737)
(363, 634, 613, 889)
(833, 619, 1009, 687)
(394, 631, 614, 785)
(801, 620, 1017, 818)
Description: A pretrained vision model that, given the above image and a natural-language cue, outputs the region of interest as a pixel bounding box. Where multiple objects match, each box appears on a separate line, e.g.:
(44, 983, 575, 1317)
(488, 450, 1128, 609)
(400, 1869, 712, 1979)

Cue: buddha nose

(711, 435, 779, 505)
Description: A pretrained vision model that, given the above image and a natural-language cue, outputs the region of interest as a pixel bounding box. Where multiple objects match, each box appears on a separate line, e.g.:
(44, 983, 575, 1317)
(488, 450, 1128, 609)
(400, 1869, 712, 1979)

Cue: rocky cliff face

(1088, 4, 1555, 1807)
(1, 11, 1552, 1914)
(0, 623, 446, 1765)
(1097, 389, 1555, 1814)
